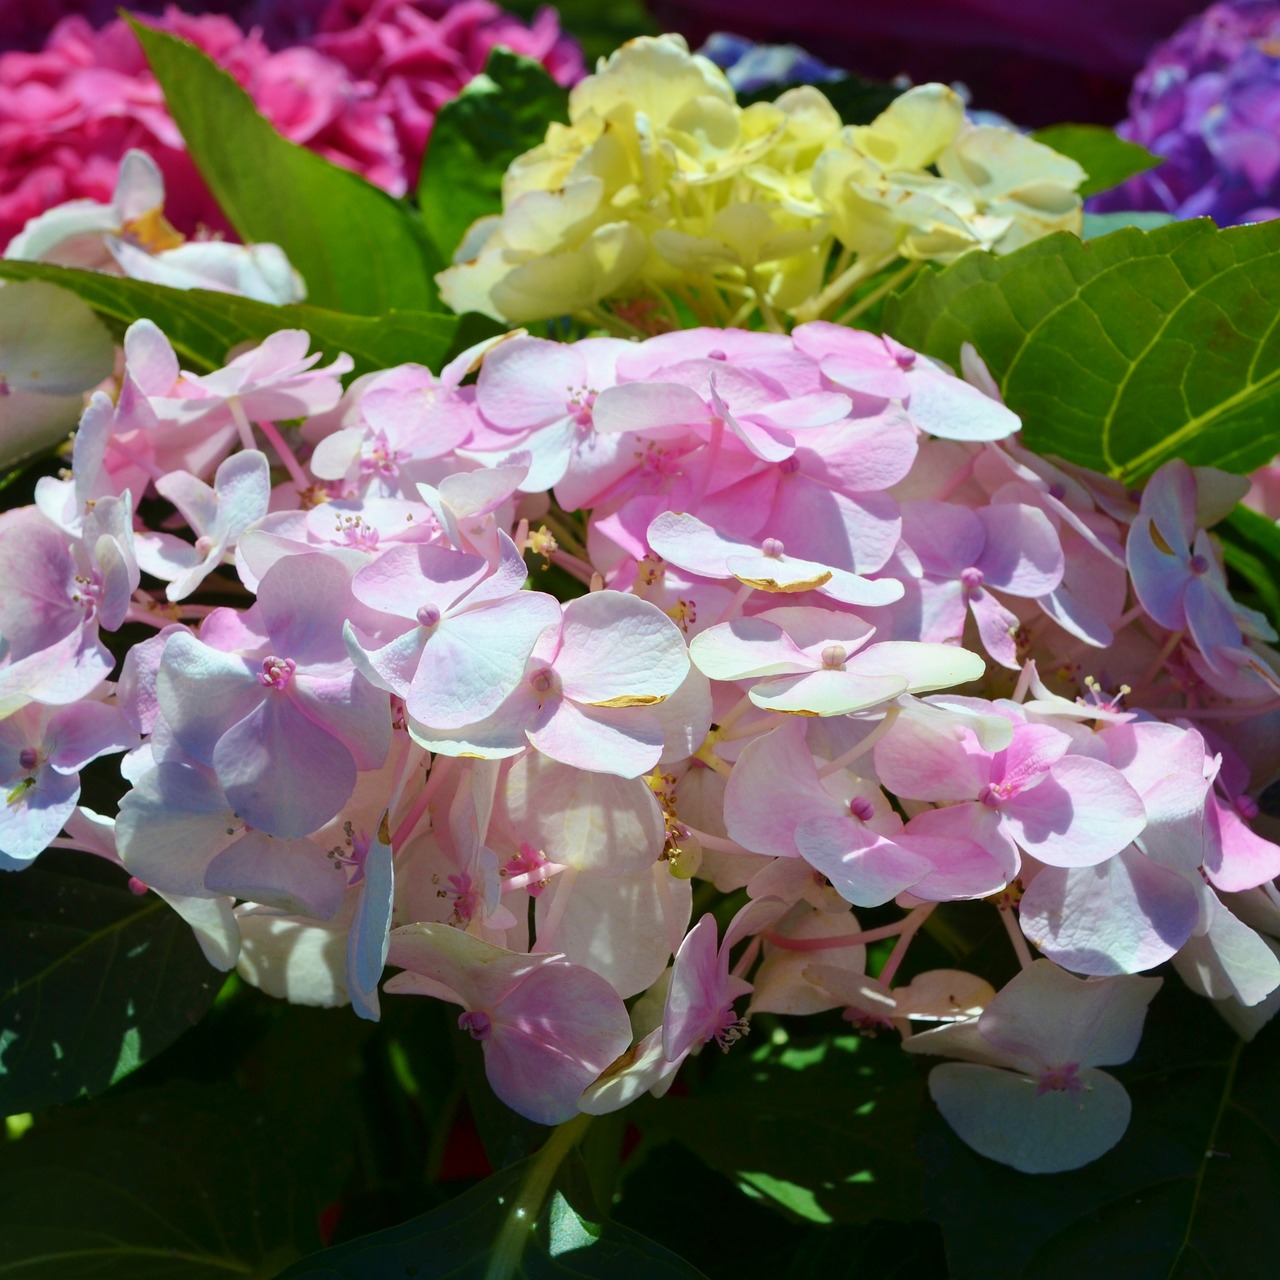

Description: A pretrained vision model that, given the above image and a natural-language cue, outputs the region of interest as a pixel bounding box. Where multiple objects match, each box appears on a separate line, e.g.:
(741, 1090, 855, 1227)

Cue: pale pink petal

(929, 1062, 1132, 1173)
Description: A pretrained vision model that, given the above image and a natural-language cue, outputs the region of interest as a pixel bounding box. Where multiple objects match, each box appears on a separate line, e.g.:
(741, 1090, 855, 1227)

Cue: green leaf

(0, 1002, 368, 1279)
(0, 260, 463, 378)
(638, 1031, 925, 1225)
(276, 1150, 708, 1278)
(419, 49, 568, 265)
(1031, 124, 1163, 198)
(920, 982, 1280, 1280)
(883, 218, 1280, 482)
(738, 73, 901, 124)
(1220, 504, 1280, 628)
(0, 855, 220, 1113)
(129, 19, 442, 315)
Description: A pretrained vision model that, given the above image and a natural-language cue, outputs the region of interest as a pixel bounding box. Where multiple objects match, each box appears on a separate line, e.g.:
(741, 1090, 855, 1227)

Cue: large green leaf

(920, 982, 1280, 1280)
(0, 855, 219, 1113)
(419, 49, 568, 265)
(130, 20, 442, 315)
(1219, 504, 1280, 629)
(277, 1149, 707, 1278)
(883, 219, 1280, 482)
(0, 260, 463, 378)
(638, 1031, 925, 1225)
(0, 1004, 368, 1278)
(1030, 125, 1162, 199)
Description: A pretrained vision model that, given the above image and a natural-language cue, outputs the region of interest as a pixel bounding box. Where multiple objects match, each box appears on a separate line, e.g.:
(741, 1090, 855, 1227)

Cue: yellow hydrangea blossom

(436, 35, 1086, 332)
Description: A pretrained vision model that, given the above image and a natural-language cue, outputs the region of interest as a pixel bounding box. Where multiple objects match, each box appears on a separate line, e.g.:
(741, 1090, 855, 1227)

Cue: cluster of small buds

(6, 308, 1280, 1176)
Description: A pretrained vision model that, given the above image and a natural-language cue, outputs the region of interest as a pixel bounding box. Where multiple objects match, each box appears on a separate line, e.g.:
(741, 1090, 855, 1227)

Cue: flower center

(960, 567, 984, 596)
(1036, 1062, 1084, 1095)
(458, 1009, 493, 1041)
(821, 643, 847, 670)
(849, 795, 876, 822)
(1189, 553, 1210, 575)
(416, 603, 442, 629)
(761, 537, 785, 559)
(17, 747, 39, 772)
(257, 655, 296, 690)
(529, 667, 557, 696)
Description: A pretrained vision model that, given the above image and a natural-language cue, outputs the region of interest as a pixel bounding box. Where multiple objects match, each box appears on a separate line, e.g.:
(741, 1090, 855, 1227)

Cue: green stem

(834, 259, 923, 326)
(484, 1114, 593, 1280)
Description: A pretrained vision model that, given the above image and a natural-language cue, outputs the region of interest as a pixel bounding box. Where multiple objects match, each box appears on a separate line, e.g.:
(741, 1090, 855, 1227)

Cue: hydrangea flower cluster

(1091, 0, 1280, 226)
(9, 306, 1280, 1176)
(0, 0, 582, 249)
(438, 35, 1086, 331)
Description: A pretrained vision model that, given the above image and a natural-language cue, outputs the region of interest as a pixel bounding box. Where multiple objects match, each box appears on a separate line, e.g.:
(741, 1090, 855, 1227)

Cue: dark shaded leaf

(638, 1031, 925, 1225)
(920, 980, 1280, 1280)
(277, 1147, 707, 1278)
(738, 72, 900, 124)
(131, 20, 442, 315)
(884, 219, 1280, 482)
(0, 261, 462, 378)
(0, 854, 219, 1113)
(1031, 125, 1162, 199)
(0, 1000, 368, 1278)
(419, 49, 568, 265)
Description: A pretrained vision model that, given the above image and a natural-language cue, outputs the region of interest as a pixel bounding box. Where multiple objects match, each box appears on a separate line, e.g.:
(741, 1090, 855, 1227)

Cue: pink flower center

(446, 872, 480, 924)
(849, 795, 876, 822)
(70, 570, 104, 619)
(1189, 553, 1210, 575)
(503, 842, 552, 896)
(1036, 1062, 1084, 1095)
(960, 566, 984, 596)
(821, 643, 847, 669)
(779, 456, 800, 475)
(416, 604, 442, 629)
(458, 1009, 493, 1041)
(1236, 794, 1260, 820)
(713, 1007, 749, 1051)
(361, 431, 403, 478)
(761, 537, 785, 559)
(258, 656, 296, 690)
(567, 385, 597, 429)
(980, 780, 1013, 808)
(194, 535, 215, 556)
(529, 667, 557, 696)
(17, 748, 39, 772)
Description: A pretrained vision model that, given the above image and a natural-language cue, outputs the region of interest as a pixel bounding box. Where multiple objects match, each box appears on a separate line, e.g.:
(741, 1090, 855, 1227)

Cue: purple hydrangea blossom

(1093, 1, 1280, 225)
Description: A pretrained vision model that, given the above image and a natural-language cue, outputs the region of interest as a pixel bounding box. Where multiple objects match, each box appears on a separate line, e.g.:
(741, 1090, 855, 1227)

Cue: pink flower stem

(123, 604, 172, 629)
(255, 418, 312, 493)
(1003, 907, 1036, 969)
(549, 549, 597, 585)
(391, 752, 442, 851)
(817, 706, 901, 779)
(1051, 605, 1147, 666)
(714, 580, 755, 627)
(720, 714, 784, 744)
(876, 904, 935, 985)
(731, 934, 763, 978)
(532, 866, 578, 953)
(108, 438, 165, 481)
(1161, 698, 1280, 720)
(762, 919, 913, 952)
(228, 398, 257, 452)
(501, 862, 569, 894)
(678, 824, 752, 855)
(715, 692, 756, 734)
